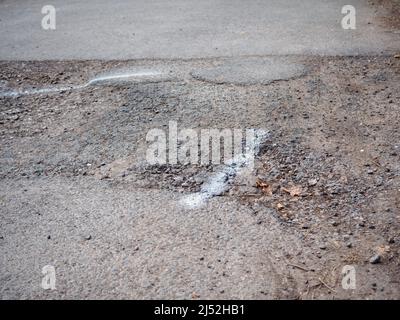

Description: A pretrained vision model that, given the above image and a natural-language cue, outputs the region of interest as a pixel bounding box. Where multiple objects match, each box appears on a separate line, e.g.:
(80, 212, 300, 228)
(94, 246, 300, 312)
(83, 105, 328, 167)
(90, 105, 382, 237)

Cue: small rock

(366, 168, 375, 175)
(84, 235, 92, 241)
(308, 178, 318, 187)
(173, 176, 184, 183)
(369, 254, 381, 264)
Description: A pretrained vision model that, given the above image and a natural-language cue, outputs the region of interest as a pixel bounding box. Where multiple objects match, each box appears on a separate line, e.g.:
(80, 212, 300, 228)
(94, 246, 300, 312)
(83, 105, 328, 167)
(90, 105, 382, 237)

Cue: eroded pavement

(0, 55, 399, 299)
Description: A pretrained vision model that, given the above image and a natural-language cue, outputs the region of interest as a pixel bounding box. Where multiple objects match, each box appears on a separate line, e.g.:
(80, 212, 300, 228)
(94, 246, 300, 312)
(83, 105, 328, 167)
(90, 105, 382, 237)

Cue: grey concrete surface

(0, 177, 312, 299)
(0, 0, 399, 60)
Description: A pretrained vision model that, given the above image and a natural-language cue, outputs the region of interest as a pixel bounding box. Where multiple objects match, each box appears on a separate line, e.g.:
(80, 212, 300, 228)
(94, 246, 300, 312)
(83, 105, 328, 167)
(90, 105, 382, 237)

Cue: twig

(287, 263, 311, 272)
(318, 278, 336, 293)
(371, 157, 381, 167)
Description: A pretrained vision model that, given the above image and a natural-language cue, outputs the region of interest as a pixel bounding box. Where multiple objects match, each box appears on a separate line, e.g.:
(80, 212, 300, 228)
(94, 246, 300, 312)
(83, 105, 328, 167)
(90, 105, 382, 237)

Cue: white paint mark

(180, 129, 269, 209)
(88, 71, 162, 85)
(0, 85, 82, 97)
(0, 71, 163, 98)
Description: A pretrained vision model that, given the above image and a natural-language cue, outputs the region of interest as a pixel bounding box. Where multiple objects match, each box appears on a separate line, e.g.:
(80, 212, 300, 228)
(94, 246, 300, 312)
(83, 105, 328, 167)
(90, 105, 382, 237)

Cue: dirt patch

(373, 0, 400, 30)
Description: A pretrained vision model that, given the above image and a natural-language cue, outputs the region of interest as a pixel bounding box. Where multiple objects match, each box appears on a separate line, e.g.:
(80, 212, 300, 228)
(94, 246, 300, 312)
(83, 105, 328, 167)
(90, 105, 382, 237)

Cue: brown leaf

(282, 185, 302, 197)
(256, 178, 273, 195)
(376, 245, 390, 255)
(191, 292, 200, 299)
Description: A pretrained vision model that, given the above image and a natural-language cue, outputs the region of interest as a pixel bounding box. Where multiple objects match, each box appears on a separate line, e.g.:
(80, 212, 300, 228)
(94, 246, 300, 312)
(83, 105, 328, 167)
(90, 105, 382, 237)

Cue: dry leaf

(191, 292, 200, 299)
(256, 178, 273, 195)
(376, 245, 390, 255)
(282, 185, 302, 197)
(276, 203, 284, 210)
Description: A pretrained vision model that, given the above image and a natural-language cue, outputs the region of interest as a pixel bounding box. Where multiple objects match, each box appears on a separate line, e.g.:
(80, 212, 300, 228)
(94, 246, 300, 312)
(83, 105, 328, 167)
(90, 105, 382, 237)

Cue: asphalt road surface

(0, 0, 399, 59)
(0, 0, 400, 300)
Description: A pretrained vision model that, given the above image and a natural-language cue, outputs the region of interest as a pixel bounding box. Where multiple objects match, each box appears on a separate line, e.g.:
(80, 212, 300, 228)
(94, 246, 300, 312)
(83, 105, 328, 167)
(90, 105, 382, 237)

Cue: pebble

(367, 168, 375, 175)
(369, 254, 381, 264)
(308, 178, 318, 187)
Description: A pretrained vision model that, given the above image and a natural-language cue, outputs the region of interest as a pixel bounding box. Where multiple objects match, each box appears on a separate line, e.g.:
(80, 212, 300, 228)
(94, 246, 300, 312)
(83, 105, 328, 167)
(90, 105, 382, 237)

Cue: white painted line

(0, 71, 163, 98)
(0, 86, 82, 97)
(88, 71, 163, 85)
(180, 129, 269, 209)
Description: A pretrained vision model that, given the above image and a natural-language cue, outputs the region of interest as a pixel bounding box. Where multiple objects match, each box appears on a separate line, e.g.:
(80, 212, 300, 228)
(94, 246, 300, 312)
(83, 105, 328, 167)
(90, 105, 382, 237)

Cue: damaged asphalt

(1, 0, 400, 299)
